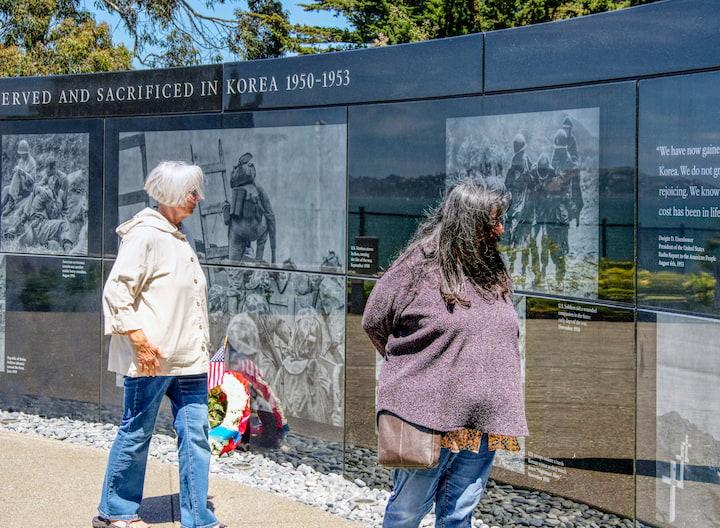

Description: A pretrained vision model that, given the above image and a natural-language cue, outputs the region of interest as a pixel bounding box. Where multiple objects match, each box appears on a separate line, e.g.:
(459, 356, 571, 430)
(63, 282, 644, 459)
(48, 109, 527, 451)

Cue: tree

(0, 0, 132, 77)
(233, 0, 290, 60)
(95, 0, 293, 67)
(0, 0, 665, 77)
(285, 0, 662, 52)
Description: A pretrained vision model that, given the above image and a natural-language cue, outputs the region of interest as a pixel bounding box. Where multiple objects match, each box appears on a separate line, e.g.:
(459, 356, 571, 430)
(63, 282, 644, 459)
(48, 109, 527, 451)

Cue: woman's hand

(126, 329, 165, 376)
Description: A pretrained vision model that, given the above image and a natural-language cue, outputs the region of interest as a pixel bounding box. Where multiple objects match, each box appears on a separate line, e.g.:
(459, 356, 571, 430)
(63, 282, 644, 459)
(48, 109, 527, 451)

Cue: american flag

(207, 337, 227, 391)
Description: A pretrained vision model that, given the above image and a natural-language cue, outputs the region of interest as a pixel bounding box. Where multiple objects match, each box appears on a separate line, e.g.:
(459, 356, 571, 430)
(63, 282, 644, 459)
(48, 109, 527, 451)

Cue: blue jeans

(383, 435, 496, 528)
(98, 374, 219, 528)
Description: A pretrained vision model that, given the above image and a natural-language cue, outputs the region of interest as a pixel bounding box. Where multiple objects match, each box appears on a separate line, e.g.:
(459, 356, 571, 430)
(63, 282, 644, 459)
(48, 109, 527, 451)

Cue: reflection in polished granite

(636, 315, 720, 528)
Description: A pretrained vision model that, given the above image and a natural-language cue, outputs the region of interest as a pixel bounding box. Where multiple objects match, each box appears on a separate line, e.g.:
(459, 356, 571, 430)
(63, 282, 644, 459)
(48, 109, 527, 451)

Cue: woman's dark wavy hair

(397, 178, 512, 308)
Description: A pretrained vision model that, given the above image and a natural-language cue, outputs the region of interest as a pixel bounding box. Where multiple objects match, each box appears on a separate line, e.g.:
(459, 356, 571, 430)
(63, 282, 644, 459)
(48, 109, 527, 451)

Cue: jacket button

(193, 278, 198, 284)
(190, 257, 194, 262)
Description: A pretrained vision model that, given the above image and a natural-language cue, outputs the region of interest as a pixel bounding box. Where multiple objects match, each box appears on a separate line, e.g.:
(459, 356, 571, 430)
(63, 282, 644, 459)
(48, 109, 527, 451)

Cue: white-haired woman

(94, 161, 225, 528)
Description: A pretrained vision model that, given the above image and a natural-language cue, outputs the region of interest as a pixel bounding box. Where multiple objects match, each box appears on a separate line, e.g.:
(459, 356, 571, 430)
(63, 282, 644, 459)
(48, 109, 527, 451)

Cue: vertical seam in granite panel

(343, 104, 350, 477)
(632, 79, 640, 523)
(634, 81, 640, 312)
(481, 32, 486, 96)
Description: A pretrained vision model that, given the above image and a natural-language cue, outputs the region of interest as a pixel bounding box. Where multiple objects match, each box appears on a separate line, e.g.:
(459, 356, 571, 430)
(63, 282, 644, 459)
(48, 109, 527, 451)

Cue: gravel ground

(0, 409, 638, 528)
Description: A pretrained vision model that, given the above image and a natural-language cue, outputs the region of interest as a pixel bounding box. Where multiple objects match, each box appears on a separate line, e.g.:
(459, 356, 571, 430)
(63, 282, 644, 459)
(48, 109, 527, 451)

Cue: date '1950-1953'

(286, 70, 351, 91)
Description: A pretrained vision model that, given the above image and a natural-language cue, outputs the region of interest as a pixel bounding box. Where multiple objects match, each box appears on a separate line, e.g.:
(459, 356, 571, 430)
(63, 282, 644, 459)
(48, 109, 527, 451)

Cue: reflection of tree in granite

(598, 258, 634, 302)
(637, 229, 720, 313)
(639, 269, 715, 311)
(12, 262, 101, 312)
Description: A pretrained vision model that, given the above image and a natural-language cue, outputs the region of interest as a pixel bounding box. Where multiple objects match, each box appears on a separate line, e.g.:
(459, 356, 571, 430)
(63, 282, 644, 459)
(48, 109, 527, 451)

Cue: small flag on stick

(208, 336, 228, 391)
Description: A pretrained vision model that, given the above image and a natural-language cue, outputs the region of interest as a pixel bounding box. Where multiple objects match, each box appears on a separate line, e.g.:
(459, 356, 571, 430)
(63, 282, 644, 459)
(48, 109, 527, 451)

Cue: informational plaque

(639, 71, 720, 316)
(0, 255, 101, 404)
(349, 236, 379, 275)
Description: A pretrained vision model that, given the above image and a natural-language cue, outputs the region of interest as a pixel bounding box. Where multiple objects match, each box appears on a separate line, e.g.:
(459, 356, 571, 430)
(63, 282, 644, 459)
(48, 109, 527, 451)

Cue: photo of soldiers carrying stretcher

(446, 108, 600, 298)
(1, 134, 89, 255)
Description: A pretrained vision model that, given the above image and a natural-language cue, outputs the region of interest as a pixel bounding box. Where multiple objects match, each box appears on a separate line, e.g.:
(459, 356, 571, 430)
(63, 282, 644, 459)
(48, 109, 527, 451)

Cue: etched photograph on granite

(117, 123, 346, 272)
(207, 265, 345, 433)
(447, 108, 600, 298)
(1, 133, 89, 255)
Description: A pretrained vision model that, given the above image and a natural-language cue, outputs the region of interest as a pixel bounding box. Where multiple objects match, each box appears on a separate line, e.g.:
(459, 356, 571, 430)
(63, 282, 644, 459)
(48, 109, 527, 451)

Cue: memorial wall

(1, 0, 719, 526)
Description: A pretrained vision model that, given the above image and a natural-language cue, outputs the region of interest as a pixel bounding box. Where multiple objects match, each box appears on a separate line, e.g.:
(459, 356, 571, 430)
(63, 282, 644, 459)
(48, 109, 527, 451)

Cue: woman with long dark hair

(363, 179, 528, 528)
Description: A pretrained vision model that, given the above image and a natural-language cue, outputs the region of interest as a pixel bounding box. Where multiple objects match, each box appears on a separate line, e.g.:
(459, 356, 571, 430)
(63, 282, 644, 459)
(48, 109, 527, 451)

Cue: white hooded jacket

(104, 208, 210, 377)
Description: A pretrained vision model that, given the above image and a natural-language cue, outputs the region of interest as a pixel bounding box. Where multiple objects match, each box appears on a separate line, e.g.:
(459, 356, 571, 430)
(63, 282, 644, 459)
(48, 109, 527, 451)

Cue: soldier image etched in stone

(447, 108, 597, 296)
(1, 134, 89, 255)
(506, 119, 584, 288)
(223, 152, 277, 263)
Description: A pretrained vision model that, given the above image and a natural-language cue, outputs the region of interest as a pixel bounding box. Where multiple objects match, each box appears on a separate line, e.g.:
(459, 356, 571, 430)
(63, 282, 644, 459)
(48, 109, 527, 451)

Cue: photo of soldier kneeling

(1, 134, 90, 255)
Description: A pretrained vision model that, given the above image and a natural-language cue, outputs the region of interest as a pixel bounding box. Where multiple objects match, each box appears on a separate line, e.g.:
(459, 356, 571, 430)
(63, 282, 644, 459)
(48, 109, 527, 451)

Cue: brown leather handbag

(377, 411, 441, 469)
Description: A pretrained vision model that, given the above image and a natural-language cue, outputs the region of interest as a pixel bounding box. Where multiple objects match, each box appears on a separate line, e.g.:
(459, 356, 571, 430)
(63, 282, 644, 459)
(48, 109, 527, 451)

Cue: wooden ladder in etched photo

(191, 139, 228, 261)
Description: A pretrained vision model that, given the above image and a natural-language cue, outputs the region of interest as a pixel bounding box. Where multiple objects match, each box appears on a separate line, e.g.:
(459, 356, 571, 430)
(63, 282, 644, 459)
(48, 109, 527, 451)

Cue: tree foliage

(0, 0, 132, 77)
(288, 0, 662, 52)
(95, 0, 293, 67)
(231, 0, 291, 60)
(0, 0, 665, 77)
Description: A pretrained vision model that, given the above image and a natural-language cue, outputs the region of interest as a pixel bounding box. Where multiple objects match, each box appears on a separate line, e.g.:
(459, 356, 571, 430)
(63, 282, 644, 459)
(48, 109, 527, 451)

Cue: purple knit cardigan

(362, 251, 528, 436)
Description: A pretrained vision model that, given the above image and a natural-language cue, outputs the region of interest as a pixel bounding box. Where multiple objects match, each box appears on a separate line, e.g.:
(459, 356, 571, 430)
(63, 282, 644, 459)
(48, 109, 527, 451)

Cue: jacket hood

(115, 207, 186, 239)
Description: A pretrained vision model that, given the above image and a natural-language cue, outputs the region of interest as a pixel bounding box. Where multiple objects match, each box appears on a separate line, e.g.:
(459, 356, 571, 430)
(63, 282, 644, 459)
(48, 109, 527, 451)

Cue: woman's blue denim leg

(167, 374, 218, 528)
(434, 435, 496, 528)
(383, 449, 456, 528)
(98, 376, 170, 521)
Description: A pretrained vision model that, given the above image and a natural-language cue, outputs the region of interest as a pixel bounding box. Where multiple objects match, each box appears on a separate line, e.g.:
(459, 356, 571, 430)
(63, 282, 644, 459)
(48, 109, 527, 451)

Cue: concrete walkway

(0, 431, 364, 528)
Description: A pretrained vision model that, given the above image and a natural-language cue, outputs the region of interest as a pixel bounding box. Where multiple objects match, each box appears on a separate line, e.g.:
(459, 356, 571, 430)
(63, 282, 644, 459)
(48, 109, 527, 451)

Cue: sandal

(92, 517, 152, 528)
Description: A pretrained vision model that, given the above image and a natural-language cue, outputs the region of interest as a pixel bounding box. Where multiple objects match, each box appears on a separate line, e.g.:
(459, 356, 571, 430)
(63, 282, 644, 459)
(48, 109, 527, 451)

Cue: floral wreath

(208, 369, 289, 456)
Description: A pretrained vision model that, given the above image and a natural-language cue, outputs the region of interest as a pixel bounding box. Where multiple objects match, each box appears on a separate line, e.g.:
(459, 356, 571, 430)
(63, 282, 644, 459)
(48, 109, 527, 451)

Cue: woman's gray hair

(399, 178, 512, 307)
(144, 161, 205, 207)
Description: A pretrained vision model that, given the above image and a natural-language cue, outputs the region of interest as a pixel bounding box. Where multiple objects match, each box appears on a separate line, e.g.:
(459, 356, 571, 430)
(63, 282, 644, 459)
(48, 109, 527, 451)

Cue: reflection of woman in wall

(363, 179, 528, 528)
(95, 161, 224, 528)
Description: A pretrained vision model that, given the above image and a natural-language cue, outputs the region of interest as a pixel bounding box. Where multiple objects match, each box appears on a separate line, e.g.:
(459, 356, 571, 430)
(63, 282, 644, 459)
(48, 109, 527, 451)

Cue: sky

(83, 1, 349, 67)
